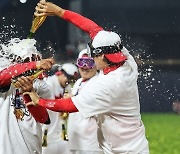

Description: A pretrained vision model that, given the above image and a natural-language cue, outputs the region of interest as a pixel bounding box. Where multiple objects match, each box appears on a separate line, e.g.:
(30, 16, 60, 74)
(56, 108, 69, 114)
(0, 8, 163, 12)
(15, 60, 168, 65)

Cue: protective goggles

(87, 41, 123, 58)
(77, 57, 95, 69)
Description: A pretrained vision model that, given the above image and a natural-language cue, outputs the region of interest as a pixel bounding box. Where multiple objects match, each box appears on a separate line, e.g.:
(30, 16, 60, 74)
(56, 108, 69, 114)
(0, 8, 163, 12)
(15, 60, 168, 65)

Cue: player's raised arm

(34, 0, 103, 39)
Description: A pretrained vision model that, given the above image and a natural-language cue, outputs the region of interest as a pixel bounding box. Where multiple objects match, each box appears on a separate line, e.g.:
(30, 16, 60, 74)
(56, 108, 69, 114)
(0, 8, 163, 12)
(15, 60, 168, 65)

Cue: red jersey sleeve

(23, 94, 50, 124)
(63, 10, 104, 39)
(0, 62, 37, 87)
(39, 98, 78, 113)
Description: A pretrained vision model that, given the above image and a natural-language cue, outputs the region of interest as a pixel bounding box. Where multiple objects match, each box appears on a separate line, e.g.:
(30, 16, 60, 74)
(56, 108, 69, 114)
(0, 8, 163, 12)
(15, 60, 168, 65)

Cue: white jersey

(44, 75, 64, 99)
(72, 49, 149, 154)
(42, 75, 70, 154)
(0, 79, 52, 154)
(68, 76, 102, 153)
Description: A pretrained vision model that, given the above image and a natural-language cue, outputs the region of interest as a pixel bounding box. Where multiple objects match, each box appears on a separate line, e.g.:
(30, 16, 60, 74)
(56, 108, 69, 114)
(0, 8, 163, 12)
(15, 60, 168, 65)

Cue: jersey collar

(103, 62, 125, 75)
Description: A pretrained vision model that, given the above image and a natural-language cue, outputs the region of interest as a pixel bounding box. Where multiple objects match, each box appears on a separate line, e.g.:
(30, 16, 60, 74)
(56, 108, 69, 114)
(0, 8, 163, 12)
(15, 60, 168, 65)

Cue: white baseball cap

(55, 63, 79, 80)
(91, 31, 127, 63)
(61, 63, 78, 76)
(78, 49, 89, 58)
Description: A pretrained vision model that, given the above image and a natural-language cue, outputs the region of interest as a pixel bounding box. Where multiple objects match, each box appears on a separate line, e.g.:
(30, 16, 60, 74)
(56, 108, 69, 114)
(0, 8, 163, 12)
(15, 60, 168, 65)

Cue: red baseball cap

(104, 52, 127, 63)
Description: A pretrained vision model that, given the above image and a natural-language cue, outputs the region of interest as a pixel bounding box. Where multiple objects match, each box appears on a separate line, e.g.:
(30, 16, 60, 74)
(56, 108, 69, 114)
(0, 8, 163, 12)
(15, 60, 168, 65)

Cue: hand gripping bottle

(11, 69, 44, 88)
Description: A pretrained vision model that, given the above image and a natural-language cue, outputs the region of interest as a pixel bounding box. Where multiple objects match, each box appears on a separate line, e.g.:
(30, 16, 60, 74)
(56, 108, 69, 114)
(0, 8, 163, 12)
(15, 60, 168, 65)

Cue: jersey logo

(11, 89, 30, 121)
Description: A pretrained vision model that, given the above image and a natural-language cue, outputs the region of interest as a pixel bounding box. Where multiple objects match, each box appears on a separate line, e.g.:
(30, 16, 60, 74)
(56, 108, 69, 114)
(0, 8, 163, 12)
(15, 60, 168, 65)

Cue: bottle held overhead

(28, 0, 47, 38)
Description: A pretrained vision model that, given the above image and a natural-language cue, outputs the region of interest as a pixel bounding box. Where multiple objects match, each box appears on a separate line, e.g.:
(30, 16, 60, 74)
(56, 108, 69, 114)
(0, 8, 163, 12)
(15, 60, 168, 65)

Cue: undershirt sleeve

(0, 62, 37, 87)
(23, 94, 50, 124)
(38, 98, 78, 113)
(63, 10, 104, 39)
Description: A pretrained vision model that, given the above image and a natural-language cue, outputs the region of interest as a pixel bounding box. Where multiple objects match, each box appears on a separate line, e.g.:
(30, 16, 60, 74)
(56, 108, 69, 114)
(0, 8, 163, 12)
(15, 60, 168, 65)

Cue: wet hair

(103, 55, 125, 66)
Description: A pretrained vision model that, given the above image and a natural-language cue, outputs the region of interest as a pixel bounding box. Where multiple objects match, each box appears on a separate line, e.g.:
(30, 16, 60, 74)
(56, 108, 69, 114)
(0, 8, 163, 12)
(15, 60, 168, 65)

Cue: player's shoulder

(74, 78, 83, 85)
(33, 79, 52, 97)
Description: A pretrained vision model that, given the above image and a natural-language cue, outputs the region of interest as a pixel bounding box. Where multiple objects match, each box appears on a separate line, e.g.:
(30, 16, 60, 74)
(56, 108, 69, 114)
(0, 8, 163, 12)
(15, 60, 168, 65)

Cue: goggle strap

(88, 41, 123, 57)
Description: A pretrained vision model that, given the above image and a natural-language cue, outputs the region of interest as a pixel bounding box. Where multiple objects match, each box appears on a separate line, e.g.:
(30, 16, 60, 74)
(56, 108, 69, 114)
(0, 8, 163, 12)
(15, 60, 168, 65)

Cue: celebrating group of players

(0, 1, 149, 154)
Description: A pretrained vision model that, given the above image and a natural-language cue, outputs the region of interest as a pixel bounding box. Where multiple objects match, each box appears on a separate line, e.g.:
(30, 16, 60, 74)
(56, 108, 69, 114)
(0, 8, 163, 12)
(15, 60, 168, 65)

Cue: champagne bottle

(60, 91, 69, 140)
(61, 90, 69, 120)
(31, 69, 44, 79)
(11, 69, 44, 88)
(28, 0, 47, 38)
(61, 124, 68, 141)
(42, 128, 48, 147)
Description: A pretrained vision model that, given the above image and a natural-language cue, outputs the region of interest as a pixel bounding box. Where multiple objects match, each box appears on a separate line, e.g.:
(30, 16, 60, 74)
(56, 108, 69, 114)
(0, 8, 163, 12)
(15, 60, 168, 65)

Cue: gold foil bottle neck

(30, 15, 47, 34)
(29, 0, 47, 38)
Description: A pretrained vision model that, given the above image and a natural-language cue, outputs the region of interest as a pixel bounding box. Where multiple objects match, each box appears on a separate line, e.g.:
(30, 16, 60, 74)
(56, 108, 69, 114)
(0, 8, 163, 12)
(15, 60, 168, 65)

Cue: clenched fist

(15, 76, 34, 93)
(34, 0, 65, 17)
(36, 58, 55, 70)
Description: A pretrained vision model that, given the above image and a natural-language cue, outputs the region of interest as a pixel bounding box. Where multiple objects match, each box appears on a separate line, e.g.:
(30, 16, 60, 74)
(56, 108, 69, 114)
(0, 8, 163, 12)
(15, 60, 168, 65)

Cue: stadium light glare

(19, 0, 27, 3)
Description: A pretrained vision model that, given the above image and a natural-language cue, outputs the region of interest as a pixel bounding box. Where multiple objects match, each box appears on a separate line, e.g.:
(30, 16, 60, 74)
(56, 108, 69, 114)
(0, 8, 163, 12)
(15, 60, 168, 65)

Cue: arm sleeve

(23, 94, 50, 124)
(62, 10, 104, 39)
(38, 98, 78, 113)
(0, 62, 37, 87)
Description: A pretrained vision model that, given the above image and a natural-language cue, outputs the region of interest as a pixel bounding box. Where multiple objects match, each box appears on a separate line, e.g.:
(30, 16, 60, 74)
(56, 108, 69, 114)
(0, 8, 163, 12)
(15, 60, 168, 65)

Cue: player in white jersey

(42, 63, 78, 154)
(25, 2, 149, 154)
(0, 38, 54, 154)
(67, 49, 103, 154)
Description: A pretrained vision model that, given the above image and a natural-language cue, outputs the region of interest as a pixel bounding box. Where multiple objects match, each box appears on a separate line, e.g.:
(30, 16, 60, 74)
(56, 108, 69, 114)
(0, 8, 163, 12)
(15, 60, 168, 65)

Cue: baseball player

(68, 49, 103, 154)
(0, 38, 54, 154)
(42, 63, 78, 154)
(26, 2, 150, 153)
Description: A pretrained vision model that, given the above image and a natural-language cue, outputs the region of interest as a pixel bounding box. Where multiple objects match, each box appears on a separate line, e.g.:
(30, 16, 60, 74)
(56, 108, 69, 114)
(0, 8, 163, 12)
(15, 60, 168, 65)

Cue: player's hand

(63, 92, 71, 99)
(15, 76, 33, 92)
(23, 90, 40, 106)
(36, 58, 54, 70)
(34, 0, 65, 17)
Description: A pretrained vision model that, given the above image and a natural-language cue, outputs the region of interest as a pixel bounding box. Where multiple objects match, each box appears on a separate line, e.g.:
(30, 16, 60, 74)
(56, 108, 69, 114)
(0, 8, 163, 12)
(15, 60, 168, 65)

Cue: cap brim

(105, 52, 127, 63)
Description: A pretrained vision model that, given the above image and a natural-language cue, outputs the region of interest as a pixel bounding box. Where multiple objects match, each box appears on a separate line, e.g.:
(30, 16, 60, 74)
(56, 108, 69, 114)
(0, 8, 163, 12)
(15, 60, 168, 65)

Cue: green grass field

(142, 113, 180, 154)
